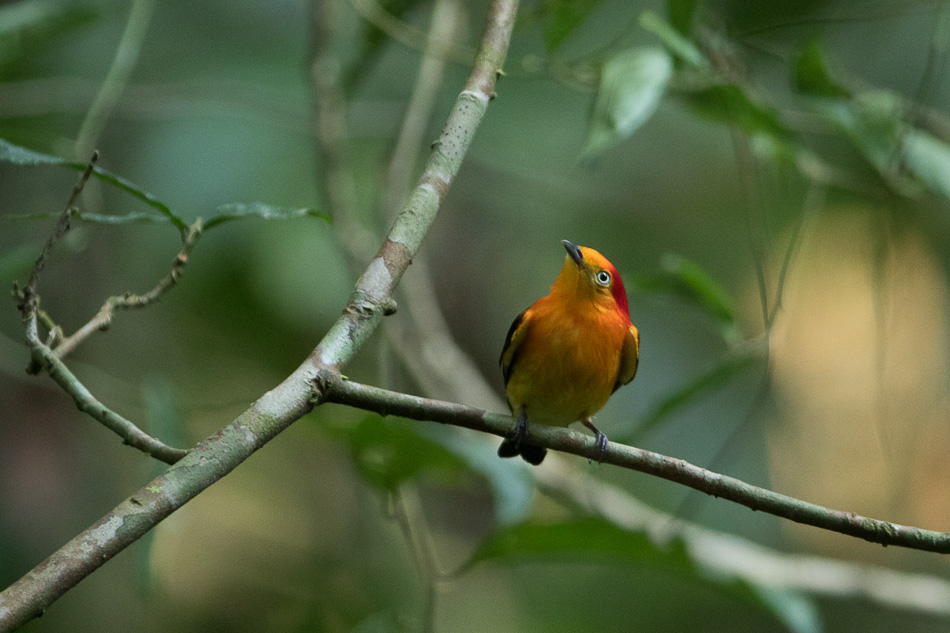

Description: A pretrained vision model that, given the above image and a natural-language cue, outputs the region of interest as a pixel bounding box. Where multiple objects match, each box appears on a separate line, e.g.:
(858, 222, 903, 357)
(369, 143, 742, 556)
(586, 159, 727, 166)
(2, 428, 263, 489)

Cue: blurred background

(3, 0, 950, 631)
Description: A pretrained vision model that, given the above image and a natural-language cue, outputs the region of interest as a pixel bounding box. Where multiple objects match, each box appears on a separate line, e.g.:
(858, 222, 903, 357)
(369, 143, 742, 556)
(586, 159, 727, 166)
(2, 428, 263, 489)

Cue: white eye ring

(596, 271, 611, 286)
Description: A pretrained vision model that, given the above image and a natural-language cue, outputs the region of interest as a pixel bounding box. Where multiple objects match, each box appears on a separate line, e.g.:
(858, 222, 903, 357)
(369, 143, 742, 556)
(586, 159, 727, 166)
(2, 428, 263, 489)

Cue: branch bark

(0, 1, 519, 628)
(322, 377, 950, 555)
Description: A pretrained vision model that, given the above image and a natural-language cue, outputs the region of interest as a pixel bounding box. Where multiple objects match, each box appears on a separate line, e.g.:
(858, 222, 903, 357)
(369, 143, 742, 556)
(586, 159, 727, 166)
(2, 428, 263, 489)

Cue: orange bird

(498, 240, 640, 465)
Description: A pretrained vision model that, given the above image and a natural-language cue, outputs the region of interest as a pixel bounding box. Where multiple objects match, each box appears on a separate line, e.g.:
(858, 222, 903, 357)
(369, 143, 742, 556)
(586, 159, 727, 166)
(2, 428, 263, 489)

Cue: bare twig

(47, 219, 203, 362)
(23, 327, 189, 465)
(322, 377, 950, 554)
(14, 150, 191, 465)
(0, 1, 519, 627)
(15, 152, 99, 319)
(349, 0, 475, 66)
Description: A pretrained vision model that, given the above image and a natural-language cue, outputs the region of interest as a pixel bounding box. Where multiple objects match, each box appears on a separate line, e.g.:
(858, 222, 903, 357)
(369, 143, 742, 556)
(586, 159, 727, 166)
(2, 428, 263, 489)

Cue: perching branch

(0, 1, 518, 628)
(321, 376, 950, 555)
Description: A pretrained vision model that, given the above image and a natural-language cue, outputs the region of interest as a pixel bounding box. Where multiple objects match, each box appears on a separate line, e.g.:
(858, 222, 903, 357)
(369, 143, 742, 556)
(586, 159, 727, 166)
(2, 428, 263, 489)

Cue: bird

(498, 240, 640, 465)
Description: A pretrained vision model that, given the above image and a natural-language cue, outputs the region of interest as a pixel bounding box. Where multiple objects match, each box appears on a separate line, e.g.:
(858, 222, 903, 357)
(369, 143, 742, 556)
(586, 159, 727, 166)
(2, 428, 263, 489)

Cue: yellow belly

(505, 312, 623, 427)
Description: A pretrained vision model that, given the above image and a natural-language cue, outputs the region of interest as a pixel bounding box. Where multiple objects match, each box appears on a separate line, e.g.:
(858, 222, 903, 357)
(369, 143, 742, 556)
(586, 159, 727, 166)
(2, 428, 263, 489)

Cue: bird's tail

(497, 438, 547, 465)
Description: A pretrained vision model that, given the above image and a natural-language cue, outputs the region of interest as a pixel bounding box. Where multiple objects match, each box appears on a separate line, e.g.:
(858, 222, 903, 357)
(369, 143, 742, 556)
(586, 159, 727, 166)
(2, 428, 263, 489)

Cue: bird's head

(554, 240, 631, 319)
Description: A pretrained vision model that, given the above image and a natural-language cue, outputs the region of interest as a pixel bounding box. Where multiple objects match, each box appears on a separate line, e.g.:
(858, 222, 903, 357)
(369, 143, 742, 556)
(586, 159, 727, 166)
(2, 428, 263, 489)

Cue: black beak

(562, 240, 583, 265)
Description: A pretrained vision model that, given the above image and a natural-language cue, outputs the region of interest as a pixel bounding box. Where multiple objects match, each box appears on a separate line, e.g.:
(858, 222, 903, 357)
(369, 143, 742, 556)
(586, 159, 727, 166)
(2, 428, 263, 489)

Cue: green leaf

(205, 202, 331, 230)
(543, 0, 602, 51)
(464, 518, 822, 633)
(687, 84, 788, 139)
(794, 38, 850, 98)
(667, 0, 701, 37)
(639, 10, 706, 67)
(0, 138, 188, 233)
(624, 350, 762, 443)
(325, 414, 466, 491)
(902, 129, 950, 201)
(634, 253, 738, 341)
(582, 47, 673, 159)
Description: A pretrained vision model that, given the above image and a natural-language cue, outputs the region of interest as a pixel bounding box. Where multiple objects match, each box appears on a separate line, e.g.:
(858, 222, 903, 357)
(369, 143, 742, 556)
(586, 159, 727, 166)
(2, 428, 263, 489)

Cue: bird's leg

(511, 405, 528, 446)
(497, 405, 529, 458)
(582, 417, 608, 463)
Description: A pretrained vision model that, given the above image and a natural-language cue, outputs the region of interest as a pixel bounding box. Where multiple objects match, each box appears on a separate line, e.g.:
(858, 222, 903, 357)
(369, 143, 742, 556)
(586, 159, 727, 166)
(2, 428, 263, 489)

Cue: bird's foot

(498, 406, 529, 458)
(582, 418, 609, 463)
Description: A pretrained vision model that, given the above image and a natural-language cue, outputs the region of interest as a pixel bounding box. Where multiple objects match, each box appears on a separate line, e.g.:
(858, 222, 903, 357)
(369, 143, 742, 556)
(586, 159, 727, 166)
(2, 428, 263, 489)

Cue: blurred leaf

(325, 414, 466, 491)
(687, 84, 788, 139)
(0, 241, 40, 283)
(794, 38, 850, 98)
(639, 10, 706, 67)
(902, 129, 950, 201)
(0, 138, 188, 232)
(752, 586, 823, 633)
(667, 0, 701, 36)
(0, 0, 100, 68)
(634, 253, 738, 342)
(582, 47, 673, 158)
(464, 517, 694, 571)
(141, 377, 186, 450)
(463, 518, 822, 633)
(416, 425, 535, 526)
(819, 91, 903, 172)
(350, 611, 400, 633)
(543, 0, 602, 50)
(205, 202, 331, 230)
(748, 135, 869, 193)
(138, 377, 186, 595)
(624, 350, 762, 443)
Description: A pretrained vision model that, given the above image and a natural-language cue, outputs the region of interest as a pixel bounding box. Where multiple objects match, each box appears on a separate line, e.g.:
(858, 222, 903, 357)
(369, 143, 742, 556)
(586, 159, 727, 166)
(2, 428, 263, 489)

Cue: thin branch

(389, 488, 440, 632)
(349, 0, 475, 66)
(47, 219, 203, 363)
(383, 0, 465, 220)
(74, 0, 155, 159)
(23, 327, 189, 465)
(310, 0, 379, 266)
(322, 377, 950, 554)
(15, 152, 99, 318)
(0, 1, 519, 627)
(767, 182, 823, 329)
(13, 151, 191, 464)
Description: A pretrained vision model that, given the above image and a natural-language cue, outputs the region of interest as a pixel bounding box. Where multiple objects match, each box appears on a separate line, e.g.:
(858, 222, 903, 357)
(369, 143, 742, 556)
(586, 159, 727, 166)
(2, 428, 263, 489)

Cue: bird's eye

(596, 271, 611, 286)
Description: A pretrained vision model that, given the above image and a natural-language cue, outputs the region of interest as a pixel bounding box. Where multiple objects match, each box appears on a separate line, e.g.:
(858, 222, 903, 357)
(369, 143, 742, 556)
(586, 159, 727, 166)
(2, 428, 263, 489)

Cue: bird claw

(582, 418, 608, 464)
(592, 431, 608, 464)
(498, 407, 529, 458)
